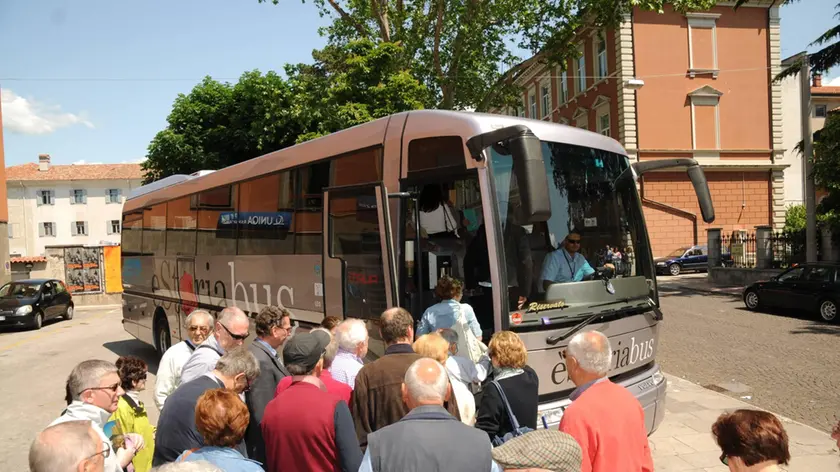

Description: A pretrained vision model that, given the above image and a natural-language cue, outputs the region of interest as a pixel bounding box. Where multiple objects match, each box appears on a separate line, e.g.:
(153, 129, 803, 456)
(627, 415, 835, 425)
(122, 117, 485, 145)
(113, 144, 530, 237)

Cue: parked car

(0, 279, 74, 330)
(655, 245, 709, 276)
(743, 263, 840, 322)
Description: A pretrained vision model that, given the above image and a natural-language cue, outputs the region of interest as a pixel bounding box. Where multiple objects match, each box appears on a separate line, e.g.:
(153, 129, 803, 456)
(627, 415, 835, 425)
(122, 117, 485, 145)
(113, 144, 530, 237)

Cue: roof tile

(811, 86, 840, 96)
(6, 163, 145, 181)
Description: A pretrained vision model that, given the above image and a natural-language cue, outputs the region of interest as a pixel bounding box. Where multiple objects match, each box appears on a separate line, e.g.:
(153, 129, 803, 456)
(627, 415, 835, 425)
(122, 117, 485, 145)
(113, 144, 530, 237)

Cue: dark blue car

(654, 245, 708, 276)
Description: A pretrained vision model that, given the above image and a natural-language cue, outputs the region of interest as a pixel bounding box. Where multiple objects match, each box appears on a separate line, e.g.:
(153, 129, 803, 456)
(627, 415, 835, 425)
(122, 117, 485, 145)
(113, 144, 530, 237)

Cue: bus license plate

(636, 378, 655, 392)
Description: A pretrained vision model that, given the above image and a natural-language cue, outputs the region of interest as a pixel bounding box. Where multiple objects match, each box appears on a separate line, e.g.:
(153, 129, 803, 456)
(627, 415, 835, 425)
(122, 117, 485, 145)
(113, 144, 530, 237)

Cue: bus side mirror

(466, 125, 551, 223)
(632, 158, 715, 224)
(508, 132, 551, 222)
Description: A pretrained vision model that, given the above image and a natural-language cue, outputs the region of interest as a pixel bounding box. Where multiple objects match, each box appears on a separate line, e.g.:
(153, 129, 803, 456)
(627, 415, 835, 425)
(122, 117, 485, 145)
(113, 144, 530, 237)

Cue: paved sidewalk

(651, 374, 838, 471)
(657, 273, 744, 298)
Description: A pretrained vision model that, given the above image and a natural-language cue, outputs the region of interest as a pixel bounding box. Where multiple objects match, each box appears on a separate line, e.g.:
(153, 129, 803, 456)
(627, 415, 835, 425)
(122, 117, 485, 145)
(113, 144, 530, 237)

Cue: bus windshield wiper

(545, 296, 654, 346)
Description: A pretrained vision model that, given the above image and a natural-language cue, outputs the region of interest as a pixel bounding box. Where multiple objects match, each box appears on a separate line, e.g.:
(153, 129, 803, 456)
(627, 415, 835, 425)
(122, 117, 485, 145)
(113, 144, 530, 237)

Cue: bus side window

(295, 163, 331, 255)
(195, 185, 238, 256)
(121, 211, 144, 256)
(142, 204, 167, 257)
(166, 197, 196, 256)
(237, 171, 295, 256)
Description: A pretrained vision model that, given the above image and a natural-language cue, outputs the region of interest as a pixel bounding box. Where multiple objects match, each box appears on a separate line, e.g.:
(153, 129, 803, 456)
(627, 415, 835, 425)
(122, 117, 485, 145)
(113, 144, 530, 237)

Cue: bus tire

(154, 313, 171, 356)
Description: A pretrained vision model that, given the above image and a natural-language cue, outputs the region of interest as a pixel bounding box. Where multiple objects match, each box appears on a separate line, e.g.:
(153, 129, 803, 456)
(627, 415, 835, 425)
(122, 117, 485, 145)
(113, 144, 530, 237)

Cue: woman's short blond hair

(412, 333, 450, 363)
(488, 331, 527, 368)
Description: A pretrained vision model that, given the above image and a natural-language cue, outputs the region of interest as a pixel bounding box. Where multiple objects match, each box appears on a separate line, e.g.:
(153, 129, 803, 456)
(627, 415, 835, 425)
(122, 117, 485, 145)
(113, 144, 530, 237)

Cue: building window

(540, 82, 551, 119)
(37, 190, 54, 206)
(688, 85, 723, 150)
(559, 70, 568, 104)
(686, 13, 721, 77)
(8, 223, 19, 239)
(39, 222, 56, 238)
(72, 221, 88, 236)
(596, 35, 608, 79)
(598, 113, 611, 137)
(108, 220, 121, 235)
(107, 189, 121, 203)
(71, 189, 87, 205)
(574, 109, 589, 130)
(576, 50, 587, 93)
(529, 91, 537, 118)
(815, 105, 827, 118)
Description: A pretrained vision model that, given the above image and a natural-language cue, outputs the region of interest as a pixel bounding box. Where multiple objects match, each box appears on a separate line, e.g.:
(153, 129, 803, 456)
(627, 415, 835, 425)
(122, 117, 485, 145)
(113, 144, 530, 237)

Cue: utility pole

(800, 58, 817, 262)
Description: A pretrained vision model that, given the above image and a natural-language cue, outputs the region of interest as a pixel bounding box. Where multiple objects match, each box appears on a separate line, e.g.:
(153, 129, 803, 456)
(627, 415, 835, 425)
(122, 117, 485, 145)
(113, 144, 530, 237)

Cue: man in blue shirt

(541, 233, 614, 290)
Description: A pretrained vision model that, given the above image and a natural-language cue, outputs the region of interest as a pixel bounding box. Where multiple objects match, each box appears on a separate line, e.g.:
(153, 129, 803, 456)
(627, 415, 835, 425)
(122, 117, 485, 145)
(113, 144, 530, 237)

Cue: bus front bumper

(537, 363, 668, 435)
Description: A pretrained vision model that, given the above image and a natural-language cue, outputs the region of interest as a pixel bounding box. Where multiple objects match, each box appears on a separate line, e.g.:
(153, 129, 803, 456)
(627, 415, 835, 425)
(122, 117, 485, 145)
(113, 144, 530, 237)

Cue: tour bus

(121, 110, 715, 432)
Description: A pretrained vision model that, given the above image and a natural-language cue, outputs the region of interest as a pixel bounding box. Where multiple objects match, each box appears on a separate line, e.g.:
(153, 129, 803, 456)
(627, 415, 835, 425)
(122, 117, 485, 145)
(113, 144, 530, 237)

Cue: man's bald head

(567, 330, 612, 376)
(30, 420, 101, 472)
(216, 307, 251, 350)
(402, 358, 450, 408)
(218, 307, 248, 326)
(380, 307, 414, 345)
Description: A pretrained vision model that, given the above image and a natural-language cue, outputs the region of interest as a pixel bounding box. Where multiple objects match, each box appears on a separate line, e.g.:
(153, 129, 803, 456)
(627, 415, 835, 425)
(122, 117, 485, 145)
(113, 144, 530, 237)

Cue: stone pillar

(707, 228, 722, 269)
(820, 227, 840, 262)
(755, 225, 773, 269)
(771, 169, 786, 231)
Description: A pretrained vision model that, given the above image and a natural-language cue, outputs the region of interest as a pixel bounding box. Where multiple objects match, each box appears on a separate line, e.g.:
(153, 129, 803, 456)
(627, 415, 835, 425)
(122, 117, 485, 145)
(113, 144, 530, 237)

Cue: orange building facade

(496, 1, 786, 256)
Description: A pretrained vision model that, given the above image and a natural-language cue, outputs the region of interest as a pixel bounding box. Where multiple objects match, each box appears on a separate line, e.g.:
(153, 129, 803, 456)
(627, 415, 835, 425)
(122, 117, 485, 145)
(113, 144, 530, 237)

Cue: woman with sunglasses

(111, 356, 156, 472)
(712, 409, 790, 472)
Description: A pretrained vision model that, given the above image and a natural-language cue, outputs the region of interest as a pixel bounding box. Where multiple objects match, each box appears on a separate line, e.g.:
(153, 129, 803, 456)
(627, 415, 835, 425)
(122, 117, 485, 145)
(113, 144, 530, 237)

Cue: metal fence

(717, 231, 807, 269)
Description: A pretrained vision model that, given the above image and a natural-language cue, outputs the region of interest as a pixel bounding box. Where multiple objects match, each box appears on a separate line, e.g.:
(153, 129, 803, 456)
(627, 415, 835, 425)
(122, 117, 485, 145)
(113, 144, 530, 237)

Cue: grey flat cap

(491, 430, 583, 472)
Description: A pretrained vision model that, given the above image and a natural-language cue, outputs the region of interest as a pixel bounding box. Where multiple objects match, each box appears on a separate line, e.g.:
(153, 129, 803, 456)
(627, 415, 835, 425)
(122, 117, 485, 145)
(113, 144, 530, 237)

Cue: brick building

(496, 1, 786, 256)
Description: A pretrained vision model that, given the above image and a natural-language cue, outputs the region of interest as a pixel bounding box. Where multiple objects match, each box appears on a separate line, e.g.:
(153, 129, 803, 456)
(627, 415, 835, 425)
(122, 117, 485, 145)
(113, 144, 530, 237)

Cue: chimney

(38, 154, 50, 172)
(813, 73, 823, 87)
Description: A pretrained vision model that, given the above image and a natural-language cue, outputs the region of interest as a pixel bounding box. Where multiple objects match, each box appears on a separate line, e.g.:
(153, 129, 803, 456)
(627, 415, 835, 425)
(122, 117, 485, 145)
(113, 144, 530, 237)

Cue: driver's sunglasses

(219, 323, 249, 341)
(567, 239, 581, 244)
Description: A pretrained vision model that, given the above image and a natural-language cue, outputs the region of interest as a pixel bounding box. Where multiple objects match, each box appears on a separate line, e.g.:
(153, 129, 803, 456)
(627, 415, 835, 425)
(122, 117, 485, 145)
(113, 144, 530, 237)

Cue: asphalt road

(0, 306, 160, 472)
(657, 278, 840, 433)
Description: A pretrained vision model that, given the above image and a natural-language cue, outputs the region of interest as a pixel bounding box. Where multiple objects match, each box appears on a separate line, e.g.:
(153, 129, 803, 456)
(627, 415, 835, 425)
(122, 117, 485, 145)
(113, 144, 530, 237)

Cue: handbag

(452, 303, 486, 363)
(489, 380, 534, 446)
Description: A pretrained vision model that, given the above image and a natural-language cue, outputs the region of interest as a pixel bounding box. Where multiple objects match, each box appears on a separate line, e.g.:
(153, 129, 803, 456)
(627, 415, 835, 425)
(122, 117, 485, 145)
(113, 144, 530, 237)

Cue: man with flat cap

(491, 429, 583, 472)
(260, 330, 362, 472)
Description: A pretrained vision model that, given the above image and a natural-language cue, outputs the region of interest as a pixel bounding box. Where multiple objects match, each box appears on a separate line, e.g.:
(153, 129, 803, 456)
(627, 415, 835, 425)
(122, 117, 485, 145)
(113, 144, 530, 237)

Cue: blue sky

(0, 0, 837, 167)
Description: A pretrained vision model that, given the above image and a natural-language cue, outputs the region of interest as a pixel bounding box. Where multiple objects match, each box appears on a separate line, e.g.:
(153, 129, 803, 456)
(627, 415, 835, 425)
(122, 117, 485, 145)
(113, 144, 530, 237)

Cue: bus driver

(541, 233, 614, 290)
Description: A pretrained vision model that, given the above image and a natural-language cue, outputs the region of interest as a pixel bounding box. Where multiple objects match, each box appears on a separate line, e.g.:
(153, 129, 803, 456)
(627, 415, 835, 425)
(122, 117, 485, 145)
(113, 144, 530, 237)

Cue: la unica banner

(104, 246, 123, 293)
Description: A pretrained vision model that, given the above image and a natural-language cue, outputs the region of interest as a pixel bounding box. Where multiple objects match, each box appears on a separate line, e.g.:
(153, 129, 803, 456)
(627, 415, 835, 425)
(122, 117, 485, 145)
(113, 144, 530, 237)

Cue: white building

(6, 154, 144, 257)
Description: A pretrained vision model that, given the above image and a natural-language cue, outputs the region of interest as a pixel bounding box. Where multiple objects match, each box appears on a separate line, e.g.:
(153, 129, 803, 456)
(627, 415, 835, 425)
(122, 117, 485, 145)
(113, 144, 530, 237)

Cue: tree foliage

(812, 111, 840, 228)
(261, 0, 766, 111)
(143, 40, 426, 182)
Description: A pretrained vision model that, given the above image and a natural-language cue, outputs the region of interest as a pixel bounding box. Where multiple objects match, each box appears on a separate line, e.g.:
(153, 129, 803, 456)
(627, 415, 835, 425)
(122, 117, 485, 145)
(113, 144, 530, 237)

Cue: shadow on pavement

(730, 306, 840, 336)
(103, 339, 161, 375)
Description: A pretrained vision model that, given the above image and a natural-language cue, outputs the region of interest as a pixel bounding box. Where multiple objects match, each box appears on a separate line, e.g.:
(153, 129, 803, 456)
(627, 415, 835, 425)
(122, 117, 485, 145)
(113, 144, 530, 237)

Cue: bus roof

(125, 110, 626, 212)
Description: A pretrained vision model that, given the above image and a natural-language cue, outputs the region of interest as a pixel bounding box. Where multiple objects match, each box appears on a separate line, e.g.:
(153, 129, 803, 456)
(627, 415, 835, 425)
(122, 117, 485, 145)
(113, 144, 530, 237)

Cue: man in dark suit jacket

(245, 306, 292, 463)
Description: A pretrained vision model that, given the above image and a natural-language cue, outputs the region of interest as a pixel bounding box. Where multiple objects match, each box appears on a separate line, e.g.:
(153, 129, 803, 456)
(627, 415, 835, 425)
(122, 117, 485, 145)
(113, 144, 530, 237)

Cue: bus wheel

(154, 315, 171, 355)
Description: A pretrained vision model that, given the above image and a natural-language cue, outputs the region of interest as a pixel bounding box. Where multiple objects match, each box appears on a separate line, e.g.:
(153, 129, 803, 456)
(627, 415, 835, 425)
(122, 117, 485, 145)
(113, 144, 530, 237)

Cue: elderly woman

(111, 355, 155, 472)
(413, 333, 476, 425)
(176, 389, 264, 471)
(417, 276, 482, 340)
(474, 331, 538, 442)
(712, 410, 790, 471)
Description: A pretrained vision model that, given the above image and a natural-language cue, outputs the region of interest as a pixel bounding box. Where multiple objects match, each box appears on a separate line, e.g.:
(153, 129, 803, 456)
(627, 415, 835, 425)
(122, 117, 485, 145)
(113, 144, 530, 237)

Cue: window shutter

(83, 222, 88, 235)
(37, 191, 43, 206)
(82, 189, 87, 204)
(48, 191, 54, 205)
(107, 221, 113, 235)
(70, 190, 76, 205)
(38, 223, 45, 237)
(71, 222, 78, 236)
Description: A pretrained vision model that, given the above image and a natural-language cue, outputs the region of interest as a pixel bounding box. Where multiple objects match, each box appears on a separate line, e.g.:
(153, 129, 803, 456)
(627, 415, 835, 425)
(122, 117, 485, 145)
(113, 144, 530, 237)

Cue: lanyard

(563, 250, 576, 279)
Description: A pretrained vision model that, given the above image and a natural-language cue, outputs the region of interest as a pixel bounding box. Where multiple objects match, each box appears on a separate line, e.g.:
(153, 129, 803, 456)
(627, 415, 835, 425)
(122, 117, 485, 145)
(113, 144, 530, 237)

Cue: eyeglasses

(719, 453, 728, 465)
(219, 323, 249, 341)
(83, 383, 121, 394)
(188, 326, 211, 333)
(567, 239, 581, 244)
(85, 441, 111, 461)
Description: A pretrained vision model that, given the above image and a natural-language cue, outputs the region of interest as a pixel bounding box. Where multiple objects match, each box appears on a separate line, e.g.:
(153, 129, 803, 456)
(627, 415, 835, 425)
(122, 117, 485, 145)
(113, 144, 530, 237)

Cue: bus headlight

(652, 370, 665, 386)
(15, 305, 33, 316)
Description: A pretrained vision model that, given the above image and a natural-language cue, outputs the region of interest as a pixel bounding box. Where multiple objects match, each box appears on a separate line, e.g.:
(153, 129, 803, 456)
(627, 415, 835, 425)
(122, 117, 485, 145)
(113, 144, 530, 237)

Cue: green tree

(144, 40, 427, 181)
(783, 204, 806, 233)
(812, 112, 840, 228)
(262, 0, 773, 111)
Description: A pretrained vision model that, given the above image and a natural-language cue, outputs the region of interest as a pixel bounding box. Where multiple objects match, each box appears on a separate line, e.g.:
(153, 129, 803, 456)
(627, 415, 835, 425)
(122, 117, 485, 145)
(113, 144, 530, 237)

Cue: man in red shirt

(558, 330, 653, 472)
(274, 328, 352, 404)
(261, 330, 362, 472)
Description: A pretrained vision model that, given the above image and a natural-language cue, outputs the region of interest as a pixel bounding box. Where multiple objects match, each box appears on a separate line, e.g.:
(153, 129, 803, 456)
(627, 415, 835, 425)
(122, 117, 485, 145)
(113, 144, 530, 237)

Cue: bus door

(322, 184, 397, 323)
(176, 256, 198, 342)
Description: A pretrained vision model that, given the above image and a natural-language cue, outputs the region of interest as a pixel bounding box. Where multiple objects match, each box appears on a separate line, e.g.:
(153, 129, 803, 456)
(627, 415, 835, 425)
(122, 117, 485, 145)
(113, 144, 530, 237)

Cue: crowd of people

(27, 293, 840, 472)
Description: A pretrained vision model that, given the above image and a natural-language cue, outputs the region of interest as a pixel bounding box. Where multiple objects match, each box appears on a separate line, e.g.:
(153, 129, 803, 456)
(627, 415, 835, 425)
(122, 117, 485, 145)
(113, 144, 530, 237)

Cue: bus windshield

(489, 140, 655, 328)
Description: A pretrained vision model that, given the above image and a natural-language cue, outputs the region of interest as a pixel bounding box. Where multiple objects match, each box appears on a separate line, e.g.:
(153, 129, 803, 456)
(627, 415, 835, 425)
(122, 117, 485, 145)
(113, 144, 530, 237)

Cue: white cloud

(121, 157, 147, 164)
(72, 160, 103, 165)
(1, 89, 94, 135)
(826, 77, 840, 86)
